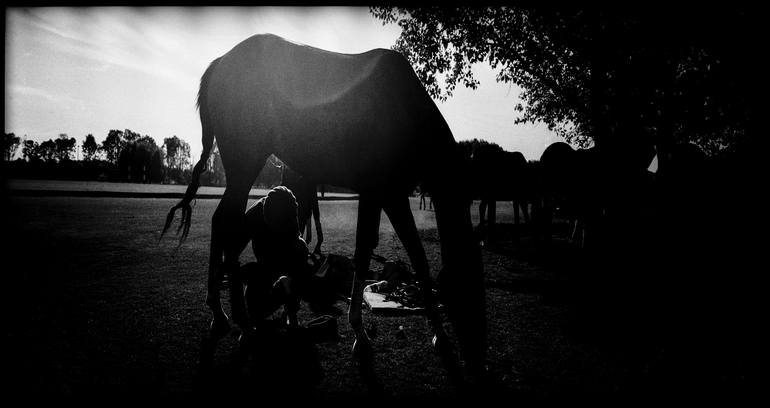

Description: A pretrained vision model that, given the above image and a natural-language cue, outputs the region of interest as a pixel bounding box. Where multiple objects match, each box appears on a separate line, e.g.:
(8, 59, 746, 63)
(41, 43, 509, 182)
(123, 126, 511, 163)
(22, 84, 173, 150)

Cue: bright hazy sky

(5, 7, 563, 162)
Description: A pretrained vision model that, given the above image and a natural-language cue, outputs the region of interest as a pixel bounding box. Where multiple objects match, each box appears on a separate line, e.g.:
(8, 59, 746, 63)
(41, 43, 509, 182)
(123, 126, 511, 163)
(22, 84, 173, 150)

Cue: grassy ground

(5, 179, 356, 199)
(4, 191, 751, 401)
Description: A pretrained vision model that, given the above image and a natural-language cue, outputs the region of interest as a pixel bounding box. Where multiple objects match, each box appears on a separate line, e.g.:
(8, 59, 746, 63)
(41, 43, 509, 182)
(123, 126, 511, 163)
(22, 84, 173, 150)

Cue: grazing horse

(470, 145, 531, 243)
(161, 34, 486, 385)
(534, 142, 599, 248)
(535, 140, 656, 249)
(497, 150, 531, 225)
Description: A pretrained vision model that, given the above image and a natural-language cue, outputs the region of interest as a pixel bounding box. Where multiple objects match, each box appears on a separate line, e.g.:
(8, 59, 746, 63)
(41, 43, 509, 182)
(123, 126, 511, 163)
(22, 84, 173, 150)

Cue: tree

(178, 139, 191, 170)
(101, 129, 124, 164)
(163, 135, 190, 171)
(133, 135, 160, 183)
(205, 141, 226, 186)
(163, 135, 192, 184)
(116, 134, 163, 183)
(117, 142, 135, 181)
(458, 138, 503, 156)
(22, 140, 40, 162)
(371, 6, 759, 170)
(163, 136, 181, 170)
(3, 133, 21, 161)
(371, 7, 597, 145)
(82, 134, 98, 161)
(149, 149, 163, 183)
(37, 139, 57, 163)
(123, 129, 141, 144)
(54, 134, 77, 162)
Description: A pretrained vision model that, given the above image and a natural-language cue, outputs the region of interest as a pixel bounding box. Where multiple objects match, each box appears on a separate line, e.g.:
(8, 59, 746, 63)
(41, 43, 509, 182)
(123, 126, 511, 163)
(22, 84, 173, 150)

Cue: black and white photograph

(2, 5, 762, 402)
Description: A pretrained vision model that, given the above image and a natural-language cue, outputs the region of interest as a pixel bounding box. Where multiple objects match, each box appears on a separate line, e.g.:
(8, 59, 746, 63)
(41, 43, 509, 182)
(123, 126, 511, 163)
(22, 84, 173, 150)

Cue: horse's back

(205, 34, 456, 194)
(210, 34, 409, 111)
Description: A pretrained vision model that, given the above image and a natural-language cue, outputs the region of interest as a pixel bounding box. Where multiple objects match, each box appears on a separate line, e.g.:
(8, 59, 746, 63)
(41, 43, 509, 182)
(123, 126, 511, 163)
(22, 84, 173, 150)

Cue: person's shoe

(218, 270, 229, 291)
(308, 302, 343, 316)
(306, 314, 339, 342)
(209, 316, 231, 339)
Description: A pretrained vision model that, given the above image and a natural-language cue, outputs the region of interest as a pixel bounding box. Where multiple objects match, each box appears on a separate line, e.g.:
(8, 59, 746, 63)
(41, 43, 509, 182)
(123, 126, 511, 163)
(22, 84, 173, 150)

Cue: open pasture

(3, 194, 640, 400)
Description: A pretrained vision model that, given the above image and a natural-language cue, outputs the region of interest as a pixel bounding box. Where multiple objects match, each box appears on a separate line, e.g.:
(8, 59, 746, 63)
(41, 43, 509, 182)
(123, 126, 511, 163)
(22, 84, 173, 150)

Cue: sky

(5, 7, 563, 162)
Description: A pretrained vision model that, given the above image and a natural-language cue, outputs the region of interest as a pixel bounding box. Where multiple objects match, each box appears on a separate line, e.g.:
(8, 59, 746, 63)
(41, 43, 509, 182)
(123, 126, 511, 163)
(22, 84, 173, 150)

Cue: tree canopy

(54, 134, 77, 162)
(162, 135, 191, 171)
(82, 134, 99, 161)
(371, 6, 759, 169)
(22, 140, 39, 162)
(118, 134, 164, 183)
(102, 129, 124, 164)
(2, 133, 21, 161)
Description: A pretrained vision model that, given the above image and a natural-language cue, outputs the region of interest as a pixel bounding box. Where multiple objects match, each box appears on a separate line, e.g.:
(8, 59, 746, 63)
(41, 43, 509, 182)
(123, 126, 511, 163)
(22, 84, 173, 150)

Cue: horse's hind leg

(206, 221, 230, 337)
(478, 199, 487, 227)
(382, 196, 463, 386)
(514, 199, 521, 225)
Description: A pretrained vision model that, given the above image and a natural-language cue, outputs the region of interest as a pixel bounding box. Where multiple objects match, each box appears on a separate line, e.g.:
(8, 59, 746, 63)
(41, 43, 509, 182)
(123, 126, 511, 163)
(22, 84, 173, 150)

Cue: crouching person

(236, 186, 326, 389)
(241, 186, 314, 330)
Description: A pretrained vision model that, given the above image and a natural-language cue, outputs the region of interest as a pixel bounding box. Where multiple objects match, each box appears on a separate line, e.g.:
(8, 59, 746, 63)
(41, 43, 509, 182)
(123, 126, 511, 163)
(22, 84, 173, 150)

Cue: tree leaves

(2, 133, 21, 161)
(371, 6, 758, 156)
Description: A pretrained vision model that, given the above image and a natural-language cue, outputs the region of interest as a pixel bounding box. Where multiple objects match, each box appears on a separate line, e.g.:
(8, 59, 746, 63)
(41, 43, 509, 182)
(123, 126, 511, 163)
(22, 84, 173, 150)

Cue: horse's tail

(160, 57, 222, 244)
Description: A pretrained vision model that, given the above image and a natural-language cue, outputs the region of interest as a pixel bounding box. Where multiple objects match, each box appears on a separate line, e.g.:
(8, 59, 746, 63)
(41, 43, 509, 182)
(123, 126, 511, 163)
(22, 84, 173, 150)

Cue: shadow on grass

(193, 325, 323, 401)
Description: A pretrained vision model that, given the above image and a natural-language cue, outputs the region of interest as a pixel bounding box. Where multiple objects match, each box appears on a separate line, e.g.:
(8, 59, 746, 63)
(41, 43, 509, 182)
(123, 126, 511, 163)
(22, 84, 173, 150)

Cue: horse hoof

(352, 338, 373, 362)
(432, 334, 441, 350)
(237, 333, 249, 351)
(432, 334, 464, 386)
(209, 318, 231, 339)
(432, 333, 455, 356)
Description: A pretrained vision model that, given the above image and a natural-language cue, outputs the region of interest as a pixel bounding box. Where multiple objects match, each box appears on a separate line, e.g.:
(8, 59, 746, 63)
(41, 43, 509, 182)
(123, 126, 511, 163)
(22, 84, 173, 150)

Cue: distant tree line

(2, 130, 219, 186)
(457, 138, 504, 160)
(2, 130, 313, 189)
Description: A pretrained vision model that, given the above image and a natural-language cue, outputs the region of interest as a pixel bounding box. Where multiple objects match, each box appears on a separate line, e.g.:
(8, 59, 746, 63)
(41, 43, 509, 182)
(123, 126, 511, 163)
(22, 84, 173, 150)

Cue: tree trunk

(587, 10, 611, 149)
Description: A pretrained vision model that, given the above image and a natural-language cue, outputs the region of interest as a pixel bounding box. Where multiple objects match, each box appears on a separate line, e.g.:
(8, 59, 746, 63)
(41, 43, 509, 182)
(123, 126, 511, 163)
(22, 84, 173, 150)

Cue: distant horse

(469, 144, 532, 243)
(534, 140, 656, 249)
(418, 182, 432, 210)
(160, 34, 486, 385)
(534, 142, 601, 248)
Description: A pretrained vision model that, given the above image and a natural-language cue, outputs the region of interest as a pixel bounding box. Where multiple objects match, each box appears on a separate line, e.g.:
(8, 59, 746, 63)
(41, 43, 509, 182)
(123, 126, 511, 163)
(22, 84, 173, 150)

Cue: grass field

(2, 187, 708, 401)
(5, 179, 356, 199)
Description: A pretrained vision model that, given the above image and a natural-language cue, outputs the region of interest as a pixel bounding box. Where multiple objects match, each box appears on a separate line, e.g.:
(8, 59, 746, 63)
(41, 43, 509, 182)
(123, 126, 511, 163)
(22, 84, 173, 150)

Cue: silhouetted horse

(470, 144, 533, 244)
(161, 34, 486, 387)
(534, 140, 657, 249)
(533, 142, 604, 248)
(418, 182, 432, 210)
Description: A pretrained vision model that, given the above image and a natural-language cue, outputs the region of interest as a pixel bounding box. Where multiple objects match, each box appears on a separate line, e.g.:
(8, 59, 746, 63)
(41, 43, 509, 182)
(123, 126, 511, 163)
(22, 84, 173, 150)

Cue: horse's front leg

(383, 196, 463, 386)
(349, 196, 382, 362)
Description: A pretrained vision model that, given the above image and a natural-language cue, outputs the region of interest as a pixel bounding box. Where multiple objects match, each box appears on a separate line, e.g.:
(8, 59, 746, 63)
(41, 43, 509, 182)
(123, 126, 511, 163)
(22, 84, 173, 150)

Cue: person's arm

(279, 276, 300, 327)
(283, 238, 312, 326)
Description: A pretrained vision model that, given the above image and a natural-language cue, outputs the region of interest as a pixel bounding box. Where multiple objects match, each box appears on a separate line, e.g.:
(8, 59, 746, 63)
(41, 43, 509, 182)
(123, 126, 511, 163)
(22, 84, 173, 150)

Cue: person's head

(263, 186, 299, 237)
